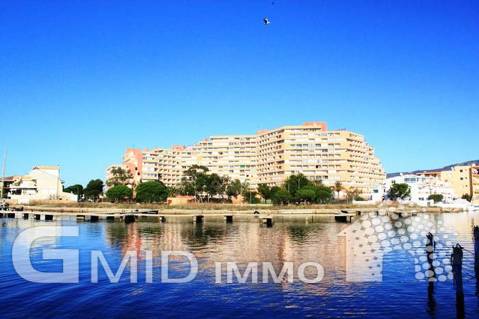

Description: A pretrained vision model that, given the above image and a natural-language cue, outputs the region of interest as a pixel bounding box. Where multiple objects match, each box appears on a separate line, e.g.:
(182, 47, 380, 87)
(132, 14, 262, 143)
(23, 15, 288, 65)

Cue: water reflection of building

(104, 218, 349, 286)
(105, 222, 190, 259)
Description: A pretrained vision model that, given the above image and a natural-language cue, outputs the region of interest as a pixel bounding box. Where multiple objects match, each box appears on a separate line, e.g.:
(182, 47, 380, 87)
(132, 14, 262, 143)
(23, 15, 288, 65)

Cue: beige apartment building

(108, 122, 385, 196)
(472, 165, 479, 204)
(113, 135, 257, 188)
(257, 122, 384, 194)
(157, 135, 257, 187)
(191, 135, 257, 185)
(419, 163, 479, 204)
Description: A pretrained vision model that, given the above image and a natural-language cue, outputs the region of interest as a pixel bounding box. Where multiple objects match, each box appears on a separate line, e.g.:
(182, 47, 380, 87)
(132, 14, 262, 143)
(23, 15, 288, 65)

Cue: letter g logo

(12, 226, 79, 283)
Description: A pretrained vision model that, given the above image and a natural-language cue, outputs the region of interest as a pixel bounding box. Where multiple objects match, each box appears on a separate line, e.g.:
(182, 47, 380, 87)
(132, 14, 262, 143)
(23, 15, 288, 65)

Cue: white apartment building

(8, 166, 77, 204)
(385, 174, 457, 206)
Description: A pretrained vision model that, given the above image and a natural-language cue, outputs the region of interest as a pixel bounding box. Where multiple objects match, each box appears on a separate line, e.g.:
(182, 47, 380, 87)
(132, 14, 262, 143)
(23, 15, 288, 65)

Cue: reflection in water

(0, 212, 478, 318)
(427, 281, 436, 315)
(105, 217, 348, 287)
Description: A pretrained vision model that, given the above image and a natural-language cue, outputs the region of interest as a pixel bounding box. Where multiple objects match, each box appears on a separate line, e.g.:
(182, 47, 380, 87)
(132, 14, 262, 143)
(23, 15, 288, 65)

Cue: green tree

(106, 185, 132, 202)
(179, 180, 196, 196)
(296, 185, 317, 203)
(296, 184, 334, 204)
(271, 188, 291, 205)
(84, 179, 104, 201)
(181, 165, 210, 201)
(242, 190, 260, 204)
(257, 184, 272, 202)
(226, 179, 242, 199)
(64, 184, 84, 197)
(428, 194, 444, 203)
(284, 174, 311, 198)
(461, 194, 472, 202)
(387, 183, 411, 200)
(135, 181, 169, 203)
(106, 167, 132, 187)
(205, 173, 227, 201)
(315, 186, 334, 203)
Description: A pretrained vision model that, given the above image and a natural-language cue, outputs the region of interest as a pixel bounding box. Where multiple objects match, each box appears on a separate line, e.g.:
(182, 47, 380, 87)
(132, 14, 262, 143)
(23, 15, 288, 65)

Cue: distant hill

(387, 160, 479, 178)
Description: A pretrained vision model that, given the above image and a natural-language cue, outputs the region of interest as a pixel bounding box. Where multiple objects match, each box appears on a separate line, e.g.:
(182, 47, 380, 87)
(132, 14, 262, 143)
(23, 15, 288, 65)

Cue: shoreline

(9, 203, 460, 215)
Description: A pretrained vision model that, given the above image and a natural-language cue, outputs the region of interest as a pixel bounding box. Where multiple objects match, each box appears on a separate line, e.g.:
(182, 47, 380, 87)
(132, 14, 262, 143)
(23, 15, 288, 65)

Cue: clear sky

(1, 1, 478, 186)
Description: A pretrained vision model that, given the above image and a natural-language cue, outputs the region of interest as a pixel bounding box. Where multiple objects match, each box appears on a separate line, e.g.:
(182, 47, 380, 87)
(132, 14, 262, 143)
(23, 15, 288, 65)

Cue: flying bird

(263, 17, 271, 25)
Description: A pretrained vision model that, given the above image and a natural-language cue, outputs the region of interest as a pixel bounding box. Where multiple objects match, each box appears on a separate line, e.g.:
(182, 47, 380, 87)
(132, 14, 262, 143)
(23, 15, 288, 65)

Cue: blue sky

(1, 1, 478, 186)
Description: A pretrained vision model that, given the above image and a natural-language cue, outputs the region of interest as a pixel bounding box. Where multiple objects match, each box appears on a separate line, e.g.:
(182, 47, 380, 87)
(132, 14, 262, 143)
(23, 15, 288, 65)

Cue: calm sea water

(0, 212, 478, 319)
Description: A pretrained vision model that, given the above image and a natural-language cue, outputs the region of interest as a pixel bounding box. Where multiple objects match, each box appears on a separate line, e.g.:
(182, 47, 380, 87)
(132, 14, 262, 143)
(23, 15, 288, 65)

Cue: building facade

(256, 122, 384, 195)
(190, 135, 257, 186)
(385, 174, 457, 206)
(471, 165, 479, 204)
(7, 166, 77, 204)
(108, 122, 385, 195)
(418, 163, 479, 204)
(122, 148, 144, 186)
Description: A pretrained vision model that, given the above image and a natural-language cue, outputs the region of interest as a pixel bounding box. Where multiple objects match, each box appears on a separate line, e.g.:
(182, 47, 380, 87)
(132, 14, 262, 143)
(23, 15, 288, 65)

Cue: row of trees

(64, 179, 104, 201)
(105, 181, 169, 203)
(172, 165, 348, 205)
(62, 172, 476, 205)
(64, 166, 343, 205)
(64, 168, 169, 203)
(257, 174, 335, 205)
(173, 165, 235, 201)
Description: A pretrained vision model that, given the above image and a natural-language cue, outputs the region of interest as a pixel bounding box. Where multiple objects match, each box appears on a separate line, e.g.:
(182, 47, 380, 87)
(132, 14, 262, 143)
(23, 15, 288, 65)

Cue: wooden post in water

(262, 217, 273, 228)
(474, 226, 479, 296)
(451, 244, 465, 318)
(451, 244, 464, 295)
(426, 232, 436, 279)
(425, 232, 436, 314)
(124, 215, 136, 224)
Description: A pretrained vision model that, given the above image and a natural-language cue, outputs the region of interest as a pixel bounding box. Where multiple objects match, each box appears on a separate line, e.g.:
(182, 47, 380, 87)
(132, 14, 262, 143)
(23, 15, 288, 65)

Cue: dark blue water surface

(1, 212, 479, 319)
